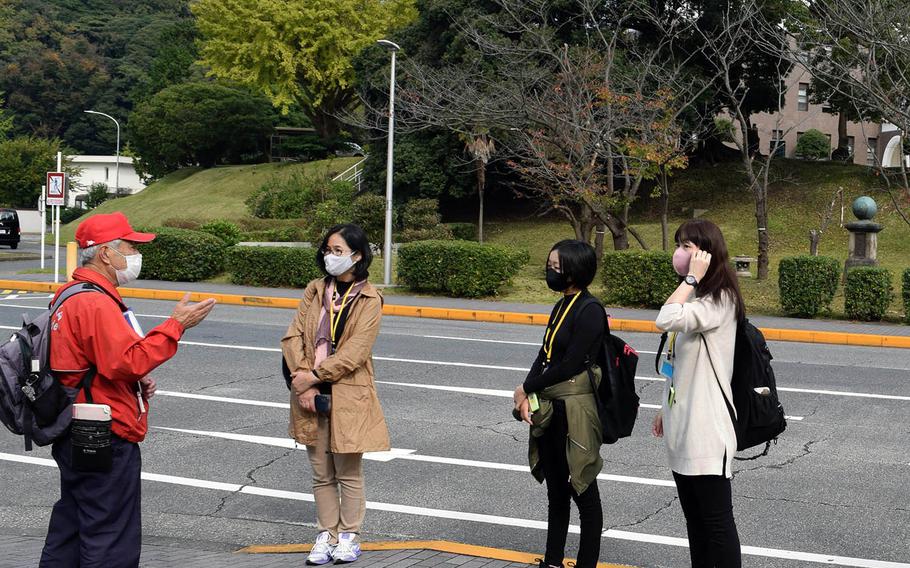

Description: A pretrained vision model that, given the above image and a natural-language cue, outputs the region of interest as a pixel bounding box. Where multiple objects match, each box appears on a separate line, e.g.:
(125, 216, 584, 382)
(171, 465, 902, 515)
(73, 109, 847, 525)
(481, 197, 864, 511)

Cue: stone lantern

(844, 196, 883, 272)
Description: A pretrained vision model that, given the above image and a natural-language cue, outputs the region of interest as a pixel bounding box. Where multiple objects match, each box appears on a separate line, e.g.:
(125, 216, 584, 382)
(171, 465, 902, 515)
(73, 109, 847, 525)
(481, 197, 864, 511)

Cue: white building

(67, 155, 147, 208)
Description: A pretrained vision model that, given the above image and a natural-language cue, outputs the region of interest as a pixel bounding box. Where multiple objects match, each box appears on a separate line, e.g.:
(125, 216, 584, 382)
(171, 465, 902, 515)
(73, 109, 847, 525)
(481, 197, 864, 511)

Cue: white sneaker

(331, 532, 361, 564)
(307, 531, 336, 566)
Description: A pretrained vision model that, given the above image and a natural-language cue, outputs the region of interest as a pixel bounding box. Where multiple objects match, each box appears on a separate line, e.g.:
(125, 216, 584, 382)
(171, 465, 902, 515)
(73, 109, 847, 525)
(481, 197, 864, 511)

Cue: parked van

(0, 209, 21, 249)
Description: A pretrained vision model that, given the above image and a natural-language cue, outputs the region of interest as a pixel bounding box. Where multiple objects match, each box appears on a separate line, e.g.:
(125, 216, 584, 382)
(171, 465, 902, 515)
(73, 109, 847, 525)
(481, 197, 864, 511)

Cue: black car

(0, 209, 20, 249)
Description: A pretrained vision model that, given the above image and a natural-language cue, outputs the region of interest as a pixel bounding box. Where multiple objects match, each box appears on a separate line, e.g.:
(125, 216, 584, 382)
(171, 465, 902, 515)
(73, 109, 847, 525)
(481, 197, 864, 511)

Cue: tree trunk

(307, 104, 341, 143)
(594, 224, 605, 263)
(477, 161, 485, 243)
(809, 230, 820, 256)
(754, 186, 770, 279)
(838, 112, 849, 153)
(660, 169, 670, 251)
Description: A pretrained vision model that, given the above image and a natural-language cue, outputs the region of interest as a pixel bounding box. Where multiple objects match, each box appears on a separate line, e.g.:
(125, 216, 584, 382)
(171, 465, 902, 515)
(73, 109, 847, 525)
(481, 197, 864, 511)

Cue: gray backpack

(0, 282, 116, 450)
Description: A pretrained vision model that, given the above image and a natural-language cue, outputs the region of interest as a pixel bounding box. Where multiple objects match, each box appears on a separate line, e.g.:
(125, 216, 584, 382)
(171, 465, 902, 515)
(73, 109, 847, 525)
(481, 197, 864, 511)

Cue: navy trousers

(39, 434, 142, 568)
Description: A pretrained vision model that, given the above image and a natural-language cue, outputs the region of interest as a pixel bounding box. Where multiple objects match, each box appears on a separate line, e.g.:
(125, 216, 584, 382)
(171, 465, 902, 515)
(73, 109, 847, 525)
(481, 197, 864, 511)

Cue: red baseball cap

(75, 212, 156, 248)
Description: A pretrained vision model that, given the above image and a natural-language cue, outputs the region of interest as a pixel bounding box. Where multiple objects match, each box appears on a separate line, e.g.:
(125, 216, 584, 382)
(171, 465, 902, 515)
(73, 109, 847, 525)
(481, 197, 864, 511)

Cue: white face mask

(324, 251, 356, 277)
(109, 248, 143, 285)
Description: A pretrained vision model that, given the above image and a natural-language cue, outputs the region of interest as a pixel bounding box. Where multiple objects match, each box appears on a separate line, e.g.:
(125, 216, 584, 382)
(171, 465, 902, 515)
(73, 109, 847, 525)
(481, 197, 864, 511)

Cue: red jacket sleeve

(73, 295, 185, 382)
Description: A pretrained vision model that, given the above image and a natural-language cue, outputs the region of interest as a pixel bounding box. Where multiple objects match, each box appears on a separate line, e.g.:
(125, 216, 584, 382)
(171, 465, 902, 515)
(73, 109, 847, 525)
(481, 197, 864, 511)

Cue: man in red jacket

(39, 212, 216, 568)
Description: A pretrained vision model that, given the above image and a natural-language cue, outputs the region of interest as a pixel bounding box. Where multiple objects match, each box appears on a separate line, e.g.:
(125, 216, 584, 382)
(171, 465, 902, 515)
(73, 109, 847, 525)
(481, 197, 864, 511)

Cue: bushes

(227, 246, 322, 288)
(399, 199, 452, 242)
(398, 240, 529, 297)
(245, 170, 354, 220)
(136, 227, 227, 282)
(351, 194, 389, 244)
(903, 268, 910, 324)
(200, 220, 242, 246)
(795, 129, 830, 160)
(240, 227, 303, 242)
(778, 256, 840, 317)
(602, 251, 678, 308)
(162, 217, 202, 230)
(447, 222, 477, 241)
(844, 267, 893, 321)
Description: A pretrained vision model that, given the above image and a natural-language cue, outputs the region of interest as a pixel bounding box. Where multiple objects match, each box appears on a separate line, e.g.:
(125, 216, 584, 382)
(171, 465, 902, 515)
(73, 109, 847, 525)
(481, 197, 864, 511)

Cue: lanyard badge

(661, 332, 678, 407)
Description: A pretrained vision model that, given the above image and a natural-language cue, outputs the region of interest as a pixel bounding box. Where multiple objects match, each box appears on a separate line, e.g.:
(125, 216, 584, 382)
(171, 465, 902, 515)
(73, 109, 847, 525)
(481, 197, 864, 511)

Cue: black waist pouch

(71, 418, 112, 472)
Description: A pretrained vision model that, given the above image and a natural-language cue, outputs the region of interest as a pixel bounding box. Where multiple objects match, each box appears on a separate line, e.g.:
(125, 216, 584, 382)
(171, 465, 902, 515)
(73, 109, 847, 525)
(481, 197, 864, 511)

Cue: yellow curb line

(235, 540, 636, 568)
(0, 279, 907, 349)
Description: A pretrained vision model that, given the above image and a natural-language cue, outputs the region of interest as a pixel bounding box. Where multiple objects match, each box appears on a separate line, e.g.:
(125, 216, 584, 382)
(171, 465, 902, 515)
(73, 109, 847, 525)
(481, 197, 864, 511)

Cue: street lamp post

(377, 39, 400, 287)
(84, 110, 120, 198)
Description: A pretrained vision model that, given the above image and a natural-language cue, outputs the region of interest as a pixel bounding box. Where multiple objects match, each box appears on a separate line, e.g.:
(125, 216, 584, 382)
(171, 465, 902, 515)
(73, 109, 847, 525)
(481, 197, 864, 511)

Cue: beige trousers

(306, 414, 365, 541)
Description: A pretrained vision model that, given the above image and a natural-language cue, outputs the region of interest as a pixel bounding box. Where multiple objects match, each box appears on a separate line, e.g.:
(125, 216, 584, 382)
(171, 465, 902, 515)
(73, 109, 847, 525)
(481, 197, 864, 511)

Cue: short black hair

(550, 239, 597, 289)
(316, 224, 373, 281)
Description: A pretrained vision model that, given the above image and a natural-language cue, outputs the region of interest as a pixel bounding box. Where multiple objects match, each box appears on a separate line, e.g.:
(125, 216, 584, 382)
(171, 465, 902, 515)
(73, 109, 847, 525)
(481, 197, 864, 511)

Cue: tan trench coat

(281, 277, 391, 453)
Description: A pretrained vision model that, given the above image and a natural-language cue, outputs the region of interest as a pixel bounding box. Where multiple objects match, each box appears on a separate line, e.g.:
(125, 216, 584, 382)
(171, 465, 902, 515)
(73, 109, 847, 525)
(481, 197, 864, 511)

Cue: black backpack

(0, 283, 111, 450)
(658, 318, 787, 459)
(578, 297, 640, 444)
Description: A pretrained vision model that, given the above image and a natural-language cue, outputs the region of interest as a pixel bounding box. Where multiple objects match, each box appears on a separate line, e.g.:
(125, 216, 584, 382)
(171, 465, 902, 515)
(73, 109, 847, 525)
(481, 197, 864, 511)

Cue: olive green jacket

(529, 367, 603, 495)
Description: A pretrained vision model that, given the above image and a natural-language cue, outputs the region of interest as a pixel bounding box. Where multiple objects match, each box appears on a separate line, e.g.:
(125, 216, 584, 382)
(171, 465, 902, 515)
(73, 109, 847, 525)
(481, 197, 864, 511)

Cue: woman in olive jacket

(281, 224, 390, 566)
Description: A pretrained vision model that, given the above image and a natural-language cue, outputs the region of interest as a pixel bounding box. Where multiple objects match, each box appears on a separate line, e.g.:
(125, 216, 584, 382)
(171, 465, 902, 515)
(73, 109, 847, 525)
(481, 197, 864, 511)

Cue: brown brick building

(747, 64, 904, 168)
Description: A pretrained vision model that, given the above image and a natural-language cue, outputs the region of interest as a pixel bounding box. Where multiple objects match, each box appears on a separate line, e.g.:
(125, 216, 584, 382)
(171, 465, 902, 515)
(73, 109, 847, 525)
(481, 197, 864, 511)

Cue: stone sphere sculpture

(852, 196, 877, 220)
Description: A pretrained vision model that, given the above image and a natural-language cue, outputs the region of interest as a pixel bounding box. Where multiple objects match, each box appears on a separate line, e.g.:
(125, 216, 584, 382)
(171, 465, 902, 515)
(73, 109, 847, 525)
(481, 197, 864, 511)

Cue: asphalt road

(0, 293, 907, 568)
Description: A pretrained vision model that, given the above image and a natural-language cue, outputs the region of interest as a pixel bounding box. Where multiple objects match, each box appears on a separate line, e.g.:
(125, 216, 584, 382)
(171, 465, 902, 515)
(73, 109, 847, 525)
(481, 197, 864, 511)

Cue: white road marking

(0, 452, 905, 568)
(153, 426, 676, 488)
(385, 332, 660, 354)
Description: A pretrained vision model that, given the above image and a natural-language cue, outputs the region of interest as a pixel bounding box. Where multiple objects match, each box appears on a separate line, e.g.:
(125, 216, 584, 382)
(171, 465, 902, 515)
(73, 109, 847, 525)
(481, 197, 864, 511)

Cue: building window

(867, 138, 877, 165)
(105, 167, 109, 181)
(847, 136, 855, 157)
(770, 130, 786, 157)
(797, 83, 809, 111)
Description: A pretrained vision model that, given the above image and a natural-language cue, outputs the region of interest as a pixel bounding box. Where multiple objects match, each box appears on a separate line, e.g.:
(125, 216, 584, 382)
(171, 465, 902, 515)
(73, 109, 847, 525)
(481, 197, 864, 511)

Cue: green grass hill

(479, 159, 909, 320)
(58, 157, 360, 242)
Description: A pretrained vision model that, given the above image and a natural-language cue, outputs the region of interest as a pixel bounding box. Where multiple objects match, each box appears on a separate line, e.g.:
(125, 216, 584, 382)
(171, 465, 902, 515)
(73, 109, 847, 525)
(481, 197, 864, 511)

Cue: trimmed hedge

(227, 246, 322, 288)
(778, 256, 840, 317)
(603, 250, 678, 308)
(200, 220, 242, 246)
(399, 199, 451, 242)
(903, 268, 910, 324)
(398, 240, 529, 297)
(137, 227, 227, 282)
(844, 266, 893, 321)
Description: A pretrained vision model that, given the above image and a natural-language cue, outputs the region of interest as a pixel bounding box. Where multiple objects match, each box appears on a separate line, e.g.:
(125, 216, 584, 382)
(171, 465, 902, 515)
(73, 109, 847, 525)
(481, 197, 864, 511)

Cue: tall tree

(129, 82, 274, 179)
(193, 0, 417, 142)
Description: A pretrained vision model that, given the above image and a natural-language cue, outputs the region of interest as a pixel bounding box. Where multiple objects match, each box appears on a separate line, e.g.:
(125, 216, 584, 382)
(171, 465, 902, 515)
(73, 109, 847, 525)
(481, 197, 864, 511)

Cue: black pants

(672, 472, 741, 568)
(40, 434, 142, 568)
(538, 401, 603, 568)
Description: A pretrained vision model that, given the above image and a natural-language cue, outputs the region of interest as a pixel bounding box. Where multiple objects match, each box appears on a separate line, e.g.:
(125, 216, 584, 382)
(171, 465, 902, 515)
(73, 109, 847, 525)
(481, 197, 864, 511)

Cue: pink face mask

(672, 247, 691, 276)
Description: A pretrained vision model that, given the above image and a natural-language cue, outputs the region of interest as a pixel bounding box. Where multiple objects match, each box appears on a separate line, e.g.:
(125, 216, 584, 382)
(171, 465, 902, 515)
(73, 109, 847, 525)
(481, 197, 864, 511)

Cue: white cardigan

(656, 291, 738, 478)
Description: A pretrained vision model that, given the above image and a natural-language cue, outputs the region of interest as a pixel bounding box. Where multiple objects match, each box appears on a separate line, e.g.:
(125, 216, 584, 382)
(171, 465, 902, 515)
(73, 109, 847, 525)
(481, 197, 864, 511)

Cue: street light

(84, 110, 120, 198)
(377, 39, 400, 286)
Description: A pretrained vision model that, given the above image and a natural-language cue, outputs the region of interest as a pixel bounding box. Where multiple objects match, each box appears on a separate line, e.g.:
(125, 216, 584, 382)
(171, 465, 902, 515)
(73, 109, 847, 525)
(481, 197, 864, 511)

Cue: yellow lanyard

(330, 283, 355, 345)
(543, 292, 581, 363)
(667, 332, 679, 360)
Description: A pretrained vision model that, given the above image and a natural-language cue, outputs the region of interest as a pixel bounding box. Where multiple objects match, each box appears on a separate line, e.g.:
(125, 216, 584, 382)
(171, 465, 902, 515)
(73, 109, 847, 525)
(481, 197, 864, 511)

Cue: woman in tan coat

(281, 223, 390, 566)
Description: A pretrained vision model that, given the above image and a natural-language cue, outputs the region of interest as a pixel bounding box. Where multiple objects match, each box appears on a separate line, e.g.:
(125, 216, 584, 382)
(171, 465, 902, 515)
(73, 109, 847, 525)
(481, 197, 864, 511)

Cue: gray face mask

(324, 252, 356, 277)
(109, 248, 143, 285)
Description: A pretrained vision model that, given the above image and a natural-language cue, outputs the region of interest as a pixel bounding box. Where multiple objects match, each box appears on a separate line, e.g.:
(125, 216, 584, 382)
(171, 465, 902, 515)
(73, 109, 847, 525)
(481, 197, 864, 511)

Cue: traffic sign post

(38, 191, 45, 270)
(46, 172, 65, 207)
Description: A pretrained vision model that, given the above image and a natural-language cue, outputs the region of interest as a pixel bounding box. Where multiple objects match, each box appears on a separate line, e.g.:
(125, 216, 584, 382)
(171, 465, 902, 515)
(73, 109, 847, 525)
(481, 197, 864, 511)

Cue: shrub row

(602, 251, 677, 308)
(845, 266, 893, 321)
(136, 227, 227, 282)
(226, 246, 322, 288)
(398, 240, 529, 298)
(778, 256, 840, 317)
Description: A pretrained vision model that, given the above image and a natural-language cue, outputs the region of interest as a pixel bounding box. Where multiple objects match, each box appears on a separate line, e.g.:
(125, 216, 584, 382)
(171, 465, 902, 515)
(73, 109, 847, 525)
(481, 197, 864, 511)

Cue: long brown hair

(674, 219, 745, 321)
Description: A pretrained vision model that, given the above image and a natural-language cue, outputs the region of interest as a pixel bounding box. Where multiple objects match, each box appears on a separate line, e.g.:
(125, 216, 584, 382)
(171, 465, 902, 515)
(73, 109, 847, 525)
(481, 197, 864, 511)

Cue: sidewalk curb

(237, 540, 636, 568)
(1, 279, 907, 349)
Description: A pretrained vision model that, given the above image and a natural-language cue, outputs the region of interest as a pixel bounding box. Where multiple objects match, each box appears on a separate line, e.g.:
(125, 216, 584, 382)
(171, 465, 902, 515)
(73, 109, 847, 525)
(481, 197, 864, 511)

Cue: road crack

(606, 497, 678, 531)
(195, 374, 276, 393)
(210, 448, 295, 516)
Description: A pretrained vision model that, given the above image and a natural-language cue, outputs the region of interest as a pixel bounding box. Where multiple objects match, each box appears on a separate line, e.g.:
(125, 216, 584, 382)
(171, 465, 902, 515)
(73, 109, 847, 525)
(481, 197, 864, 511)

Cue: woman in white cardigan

(652, 219, 745, 567)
